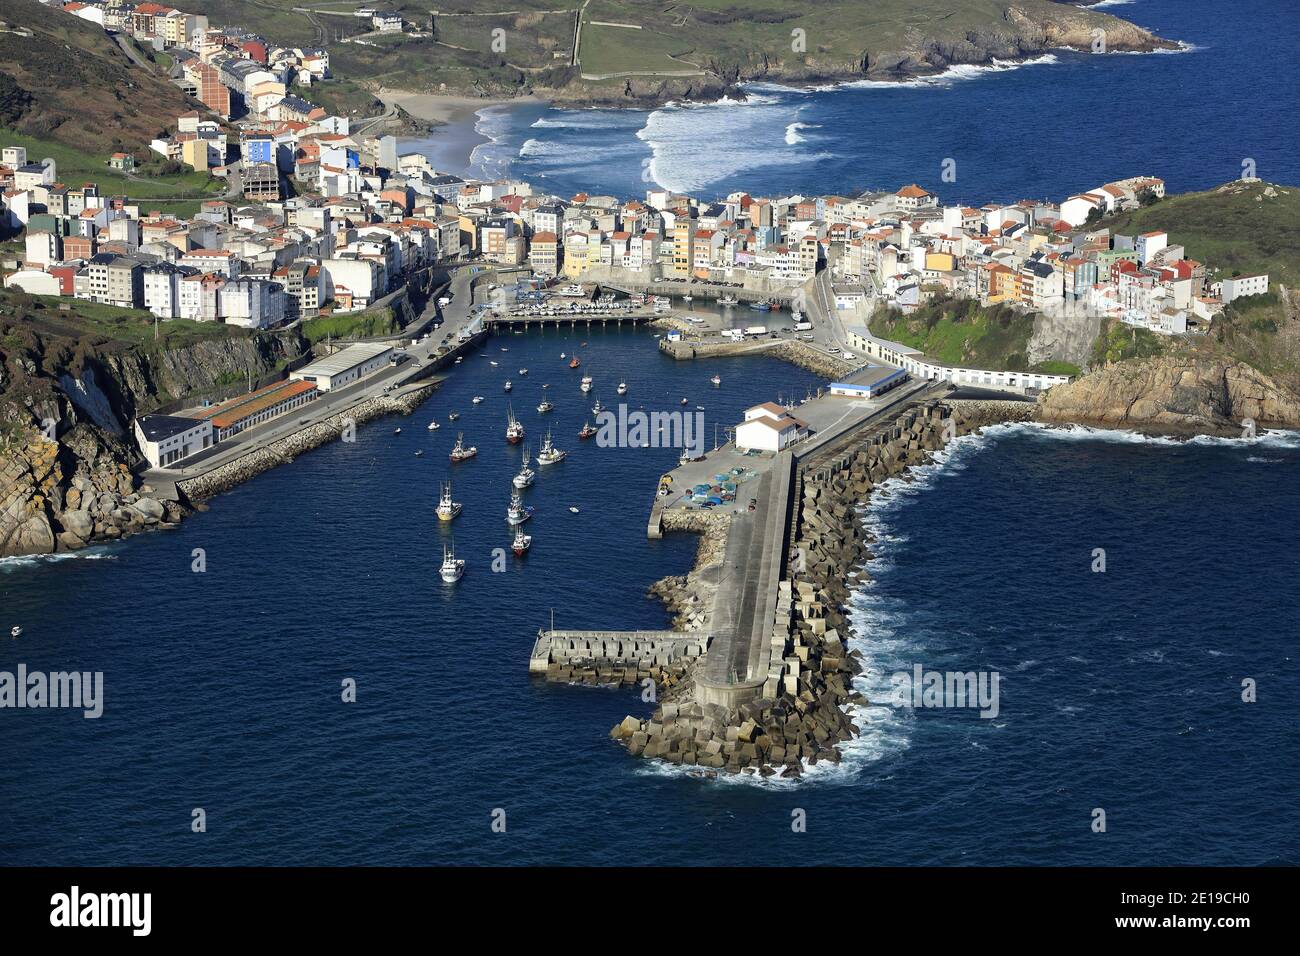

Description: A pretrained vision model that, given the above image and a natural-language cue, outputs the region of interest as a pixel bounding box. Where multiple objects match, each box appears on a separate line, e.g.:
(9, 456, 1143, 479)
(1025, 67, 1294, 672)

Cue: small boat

(10, 625, 21, 639)
(560, 352, 567, 359)
(511, 529, 532, 556)
(719, 294, 738, 306)
(501, 347, 509, 352)
(415, 450, 424, 457)
(591, 397, 604, 416)
(489, 361, 498, 367)
(513, 448, 536, 489)
(428, 421, 441, 431)
(472, 396, 485, 404)
(617, 382, 628, 395)
(505, 405, 525, 444)
(448, 412, 460, 422)
(711, 375, 721, 387)
(506, 492, 535, 525)
(455, 356, 464, 364)
(569, 506, 580, 514)
(679, 448, 691, 466)
(537, 429, 567, 465)
(504, 380, 513, 392)
(436, 481, 462, 521)
(680, 398, 689, 406)
(519, 368, 529, 376)
(537, 399, 554, 414)
(580, 375, 593, 393)
(440, 542, 465, 582)
(578, 419, 597, 439)
(749, 300, 772, 312)
(394, 427, 402, 434)
(569, 356, 581, 369)
(449, 433, 477, 462)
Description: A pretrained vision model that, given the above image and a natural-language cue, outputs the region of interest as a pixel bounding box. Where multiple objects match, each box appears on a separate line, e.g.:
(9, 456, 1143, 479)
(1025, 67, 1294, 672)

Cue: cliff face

(1037, 357, 1300, 433)
(0, 326, 310, 558)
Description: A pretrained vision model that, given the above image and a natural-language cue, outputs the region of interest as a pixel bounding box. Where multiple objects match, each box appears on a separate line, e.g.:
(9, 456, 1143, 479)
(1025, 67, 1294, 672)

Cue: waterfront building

(190, 379, 319, 440)
(134, 414, 214, 468)
(290, 342, 393, 391)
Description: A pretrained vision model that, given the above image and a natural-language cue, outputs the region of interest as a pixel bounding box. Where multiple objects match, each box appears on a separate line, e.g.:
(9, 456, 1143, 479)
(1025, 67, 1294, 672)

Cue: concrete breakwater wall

(610, 399, 1019, 778)
(657, 335, 855, 380)
(177, 385, 437, 500)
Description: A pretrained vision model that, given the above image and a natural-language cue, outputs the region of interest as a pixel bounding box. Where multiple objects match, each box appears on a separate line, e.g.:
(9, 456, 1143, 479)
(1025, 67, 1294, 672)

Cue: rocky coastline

(613, 398, 1027, 777)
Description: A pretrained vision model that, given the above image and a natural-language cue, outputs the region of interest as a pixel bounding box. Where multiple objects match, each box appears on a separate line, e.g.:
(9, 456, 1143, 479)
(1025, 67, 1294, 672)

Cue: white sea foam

(784, 121, 821, 145)
(841, 53, 1060, 90)
(0, 547, 119, 571)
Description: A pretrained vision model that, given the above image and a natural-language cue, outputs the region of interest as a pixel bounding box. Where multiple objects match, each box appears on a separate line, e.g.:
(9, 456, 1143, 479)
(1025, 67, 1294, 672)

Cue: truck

(720, 328, 744, 341)
(793, 321, 813, 332)
(437, 296, 451, 308)
(744, 325, 768, 336)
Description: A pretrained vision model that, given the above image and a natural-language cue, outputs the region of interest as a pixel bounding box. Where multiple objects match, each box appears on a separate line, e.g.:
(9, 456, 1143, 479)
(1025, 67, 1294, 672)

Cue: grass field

(0, 291, 242, 351)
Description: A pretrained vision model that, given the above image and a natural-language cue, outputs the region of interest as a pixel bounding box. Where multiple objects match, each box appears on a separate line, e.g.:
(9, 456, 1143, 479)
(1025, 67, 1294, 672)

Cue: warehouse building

(134, 414, 213, 468)
(190, 379, 319, 441)
(290, 342, 393, 391)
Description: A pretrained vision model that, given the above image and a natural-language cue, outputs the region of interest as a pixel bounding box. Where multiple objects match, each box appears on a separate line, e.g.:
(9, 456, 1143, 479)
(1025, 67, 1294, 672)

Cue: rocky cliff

(0, 318, 311, 558)
(1037, 357, 1300, 433)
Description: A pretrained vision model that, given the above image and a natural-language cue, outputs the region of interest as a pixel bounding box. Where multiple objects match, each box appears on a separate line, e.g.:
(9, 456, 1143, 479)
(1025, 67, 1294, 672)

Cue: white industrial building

(735, 402, 810, 453)
(134, 414, 213, 468)
(290, 342, 393, 391)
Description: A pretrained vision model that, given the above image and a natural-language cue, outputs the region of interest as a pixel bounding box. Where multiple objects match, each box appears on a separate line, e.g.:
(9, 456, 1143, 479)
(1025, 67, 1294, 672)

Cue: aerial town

(0, 1, 1271, 472)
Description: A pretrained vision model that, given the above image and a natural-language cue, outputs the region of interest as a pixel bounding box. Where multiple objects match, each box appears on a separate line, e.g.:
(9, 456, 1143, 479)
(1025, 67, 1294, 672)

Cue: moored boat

(436, 481, 462, 521)
(449, 433, 477, 462)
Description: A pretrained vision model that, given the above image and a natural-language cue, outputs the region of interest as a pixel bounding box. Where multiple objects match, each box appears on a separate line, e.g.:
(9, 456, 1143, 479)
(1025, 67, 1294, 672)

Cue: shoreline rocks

(612, 399, 1024, 777)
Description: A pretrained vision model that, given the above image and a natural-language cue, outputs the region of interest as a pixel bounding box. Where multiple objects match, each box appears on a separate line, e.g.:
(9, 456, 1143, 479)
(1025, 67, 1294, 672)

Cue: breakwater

(610, 398, 1029, 777)
(177, 385, 437, 500)
(658, 335, 855, 379)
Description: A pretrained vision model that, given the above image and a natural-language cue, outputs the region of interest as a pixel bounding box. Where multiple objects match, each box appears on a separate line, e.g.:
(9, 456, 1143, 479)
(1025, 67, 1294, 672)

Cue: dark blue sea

(3, 328, 1298, 865)
(413, 0, 1297, 204)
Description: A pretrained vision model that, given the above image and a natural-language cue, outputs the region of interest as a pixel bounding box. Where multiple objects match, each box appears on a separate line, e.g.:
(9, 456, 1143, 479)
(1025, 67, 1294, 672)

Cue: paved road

(144, 264, 494, 484)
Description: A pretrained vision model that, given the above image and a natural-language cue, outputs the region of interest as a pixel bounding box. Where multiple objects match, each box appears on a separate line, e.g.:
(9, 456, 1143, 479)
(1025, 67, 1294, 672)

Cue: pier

(529, 628, 711, 687)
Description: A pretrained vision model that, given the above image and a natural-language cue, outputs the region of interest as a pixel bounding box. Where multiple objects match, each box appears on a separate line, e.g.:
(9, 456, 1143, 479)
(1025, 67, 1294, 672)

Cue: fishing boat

(448, 412, 460, 422)
(440, 542, 464, 582)
(617, 381, 628, 395)
(449, 433, 477, 462)
(719, 294, 738, 306)
(536, 429, 567, 465)
(504, 380, 512, 392)
(536, 399, 554, 414)
(519, 368, 529, 376)
(578, 419, 597, 439)
(10, 625, 21, 639)
(435, 481, 462, 521)
(472, 395, 485, 404)
(580, 374, 593, 393)
(556, 284, 586, 297)
(748, 300, 772, 312)
(506, 491, 535, 525)
(512, 448, 536, 489)
(591, 397, 604, 416)
(428, 420, 441, 430)
(505, 405, 525, 444)
(511, 529, 532, 557)
(711, 374, 722, 387)
(569, 356, 581, 369)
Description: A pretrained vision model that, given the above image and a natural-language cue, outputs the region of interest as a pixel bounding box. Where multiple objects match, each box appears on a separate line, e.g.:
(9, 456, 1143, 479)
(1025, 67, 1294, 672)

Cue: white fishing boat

(556, 284, 587, 297)
(591, 397, 604, 416)
(448, 412, 460, 422)
(428, 420, 440, 430)
(436, 481, 462, 522)
(537, 429, 567, 465)
(511, 529, 532, 556)
(719, 294, 738, 306)
(560, 352, 567, 359)
(513, 448, 536, 489)
(711, 374, 721, 387)
(472, 395, 485, 404)
(504, 380, 512, 392)
(580, 374, 593, 393)
(617, 382, 628, 395)
(440, 542, 464, 582)
(519, 368, 529, 376)
(449, 433, 477, 462)
(536, 399, 554, 414)
(10, 625, 21, 639)
(506, 491, 535, 525)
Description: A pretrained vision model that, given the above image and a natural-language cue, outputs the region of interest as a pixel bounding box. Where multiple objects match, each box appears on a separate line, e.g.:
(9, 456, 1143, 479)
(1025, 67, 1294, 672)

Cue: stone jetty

(611, 398, 1028, 778)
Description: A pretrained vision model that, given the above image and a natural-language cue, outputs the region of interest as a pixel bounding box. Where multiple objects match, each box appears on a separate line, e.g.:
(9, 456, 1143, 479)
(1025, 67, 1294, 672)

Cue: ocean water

(424, 0, 1296, 203)
(3, 328, 1298, 865)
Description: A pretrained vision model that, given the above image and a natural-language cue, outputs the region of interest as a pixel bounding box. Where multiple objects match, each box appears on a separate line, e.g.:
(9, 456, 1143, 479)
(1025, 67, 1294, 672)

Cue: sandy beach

(378, 90, 545, 178)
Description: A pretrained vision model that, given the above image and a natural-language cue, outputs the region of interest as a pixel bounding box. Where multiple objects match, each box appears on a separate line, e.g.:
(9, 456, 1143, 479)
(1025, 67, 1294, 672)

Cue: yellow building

(671, 221, 693, 277)
(563, 233, 589, 278)
(181, 139, 209, 172)
(925, 251, 956, 273)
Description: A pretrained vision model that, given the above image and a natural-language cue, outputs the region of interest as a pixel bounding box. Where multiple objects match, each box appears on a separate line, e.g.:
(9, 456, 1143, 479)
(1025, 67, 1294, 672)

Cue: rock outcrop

(1038, 357, 1300, 432)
